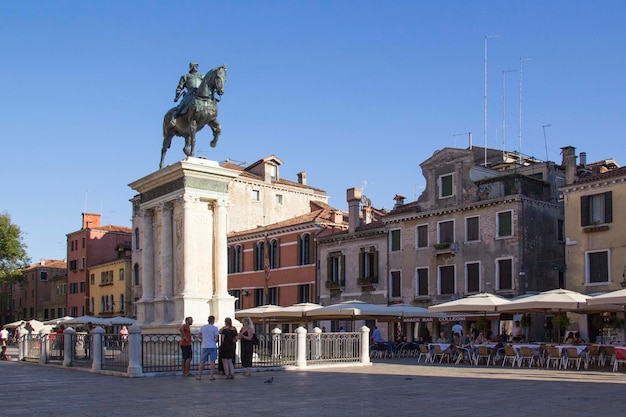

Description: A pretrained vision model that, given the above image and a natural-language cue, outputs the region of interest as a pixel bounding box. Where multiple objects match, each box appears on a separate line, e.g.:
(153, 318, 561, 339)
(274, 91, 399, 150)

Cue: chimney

(82, 213, 101, 229)
(393, 194, 406, 209)
(40, 259, 46, 266)
(332, 210, 343, 224)
(561, 146, 577, 185)
(297, 171, 307, 185)
(362, 206, 373, 225)
(579, 152, 587, 167)
(347, 188, 362, 234)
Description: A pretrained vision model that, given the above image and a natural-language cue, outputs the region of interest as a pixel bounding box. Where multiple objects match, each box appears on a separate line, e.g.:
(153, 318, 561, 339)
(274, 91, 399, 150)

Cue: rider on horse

(170, 62, 204, 126)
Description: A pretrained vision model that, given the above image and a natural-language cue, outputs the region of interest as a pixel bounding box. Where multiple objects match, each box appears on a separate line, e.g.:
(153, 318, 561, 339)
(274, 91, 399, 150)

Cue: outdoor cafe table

(427, 343, 451, 362)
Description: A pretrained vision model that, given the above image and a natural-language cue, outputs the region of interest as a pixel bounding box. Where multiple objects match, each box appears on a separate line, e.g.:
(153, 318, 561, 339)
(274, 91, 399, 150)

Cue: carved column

(141, 209, 155, 301)
(160, 202, 174, 298)
(214, 198, 228, 296)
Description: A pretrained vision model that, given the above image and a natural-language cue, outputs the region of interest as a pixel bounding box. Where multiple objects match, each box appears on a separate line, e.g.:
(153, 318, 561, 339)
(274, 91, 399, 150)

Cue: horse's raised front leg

(209, 118, 222, 148)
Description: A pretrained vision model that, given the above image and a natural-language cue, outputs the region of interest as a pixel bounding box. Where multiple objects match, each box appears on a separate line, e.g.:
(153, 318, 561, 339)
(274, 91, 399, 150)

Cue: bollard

(272, 327, 282, 359)
(39, 329, 50, 365)
(312, 327, 322, 360)
(295, 326, 307, 368)
(360, 326, 371, 364)
(91, 326, 105, 371)
(63, 327, 75, 367)
(127, 325, 143, 377)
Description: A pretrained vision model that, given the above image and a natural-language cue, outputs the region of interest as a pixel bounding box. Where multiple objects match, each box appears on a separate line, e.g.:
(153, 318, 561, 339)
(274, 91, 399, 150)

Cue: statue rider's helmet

(189, 62, 199, 72)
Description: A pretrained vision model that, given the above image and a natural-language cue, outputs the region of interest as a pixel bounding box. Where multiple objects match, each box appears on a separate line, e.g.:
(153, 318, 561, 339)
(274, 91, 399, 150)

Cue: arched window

(133, 263, 140, 286)
(254, 241, 265, 271)
(269, 239, 280, 269)
(120, 294, 125, 312)
(134, 227, 140, 250)
(110, 295, 114, 312)
(101, 296, 106, 313)
(298, 233, 313, 265)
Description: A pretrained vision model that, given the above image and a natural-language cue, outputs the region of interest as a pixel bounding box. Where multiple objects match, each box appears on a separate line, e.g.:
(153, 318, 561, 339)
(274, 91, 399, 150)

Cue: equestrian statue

(160, 62, 227, 169)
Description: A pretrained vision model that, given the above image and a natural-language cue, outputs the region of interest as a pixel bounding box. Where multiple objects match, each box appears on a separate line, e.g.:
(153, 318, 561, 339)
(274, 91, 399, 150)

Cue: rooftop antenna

(484, 35, 502, 167)
(542, 124, 551, 161)
(502, 69, 516, 156)
(519, 56, 532, 163)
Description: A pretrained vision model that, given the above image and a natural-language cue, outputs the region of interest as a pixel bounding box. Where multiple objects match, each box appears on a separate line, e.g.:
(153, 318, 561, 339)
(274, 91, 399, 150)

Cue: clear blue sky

(2, 1, 625, 263)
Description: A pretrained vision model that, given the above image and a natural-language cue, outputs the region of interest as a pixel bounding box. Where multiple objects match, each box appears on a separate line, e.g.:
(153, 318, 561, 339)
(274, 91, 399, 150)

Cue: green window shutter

(580, 196, 590, 226)
(604, 192, 613, 223)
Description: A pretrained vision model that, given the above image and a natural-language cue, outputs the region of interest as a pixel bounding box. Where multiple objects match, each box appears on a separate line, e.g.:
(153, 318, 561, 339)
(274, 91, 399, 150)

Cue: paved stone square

(1, 353, 625, 417)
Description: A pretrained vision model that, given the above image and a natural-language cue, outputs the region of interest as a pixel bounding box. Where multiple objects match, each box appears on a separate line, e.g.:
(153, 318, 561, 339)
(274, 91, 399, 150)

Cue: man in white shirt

(0, 327, 9, 347)
(196, 315, 220, 381)
(452, 322, 463, 337)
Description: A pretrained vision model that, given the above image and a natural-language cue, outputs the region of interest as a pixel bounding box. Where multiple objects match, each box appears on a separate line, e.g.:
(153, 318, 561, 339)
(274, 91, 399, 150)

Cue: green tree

(0, 212, 30, 283)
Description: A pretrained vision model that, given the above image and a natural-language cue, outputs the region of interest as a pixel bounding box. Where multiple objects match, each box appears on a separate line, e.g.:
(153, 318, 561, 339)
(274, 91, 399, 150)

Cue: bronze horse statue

(160, 64, 227, 169)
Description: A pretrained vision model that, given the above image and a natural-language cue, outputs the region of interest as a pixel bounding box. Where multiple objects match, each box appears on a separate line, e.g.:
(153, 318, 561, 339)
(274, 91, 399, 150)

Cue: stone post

(296, 326, 307, 368)
(360, 326, 371, 365)
(127, 325, 143, 377)
(272, 327, 282, 359)
(312, 327, 322, 360)
(91, 326, 105, 371)
(63, 327, 75, 367)
(39, 329, 50, 365)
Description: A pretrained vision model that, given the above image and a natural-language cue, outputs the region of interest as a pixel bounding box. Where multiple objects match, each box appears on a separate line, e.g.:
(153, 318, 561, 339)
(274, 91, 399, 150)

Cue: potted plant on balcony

(434, 242, 450, 250)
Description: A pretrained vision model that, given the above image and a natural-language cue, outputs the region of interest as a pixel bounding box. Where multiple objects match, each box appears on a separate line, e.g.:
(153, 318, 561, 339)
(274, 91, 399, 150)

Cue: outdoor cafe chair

(612, 348, 626, 372)
(601, 345, 615, 367)
(474, 345, 494, 366)
(501, 345, 518, 367)
(518, 346, 538, 367)
(417, 343, 431, 363)
(545, 346, 562, 369)
(433, 344, 451, 363)
(586, 345, 601, 367)
(564, 347, 586, 370)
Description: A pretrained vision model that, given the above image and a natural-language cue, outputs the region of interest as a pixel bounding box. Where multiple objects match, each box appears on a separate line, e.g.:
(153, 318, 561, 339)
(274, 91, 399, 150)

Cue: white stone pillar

(181, 195, 196, 295)
(272, 327, 282, 359)
(142, 209, 155, 300)
(161, 202, 174, 298)
(63, 327, 75, 367)
(360, 326, 371, 365)
(296, 326, 307, 368)
(214, 198, 228, 296)
(91, 326, 105, 371)
(39, 330, 49, 365)
(127, 325, 143, 377)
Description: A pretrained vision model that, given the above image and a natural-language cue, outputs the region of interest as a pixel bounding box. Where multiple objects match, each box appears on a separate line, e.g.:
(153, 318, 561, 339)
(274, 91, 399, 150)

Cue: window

(438, 220, 454, 244)
(252, 189, 260, 201)
(44, 309, 49, 319)
(119, 268, 125, 281)
(90, 298, 94, 314)
(254, 241, 265, 271)
(416, 225, 428, 248)
(80, 281, 85, 293)
(69, 260, 77, 271)
(439, 265, 455, 295)
(327, 252, 345, 286)
(497, 258, 513, 290)
(134, 227, 140, 250)
(80, 257, 86, 270)
(228, 245, 244, 273)
(119, 294, 125, 312)
(298, 234, 313, 265)
(581, 192, 613, 226)
(268, 287, 279, 305)
(466, 262, 480, 293)
(133, 263, 140, 286)
(587, 250, 609, 284)
(557, 219, 564, 242)
(497, 211, 513, 237)
(40, 271, 48, 281)
(90, 274, 95, 285)
(82, 238, 85, 248)
(359, 247, 378, 283)
(269, 239, 280, 269)
(416, 268, 429, 296)
(69, 283, 78, 294)
(231, 290, 241, 310)
(298, 284, 311, 303)
(465, 216, 480, 242)
(275, 194, 283, 205)
(389, 229, 401, 252)
(439, 173, 454, 198)
(70, 306, 78, 317)
(390, 271, 402, 298)
(269, 164, 277, 180)
(254, 288, 264, 307)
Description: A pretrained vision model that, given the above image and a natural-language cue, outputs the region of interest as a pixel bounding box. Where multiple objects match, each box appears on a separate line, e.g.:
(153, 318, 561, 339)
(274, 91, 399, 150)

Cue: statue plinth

(129, 157, 239, 333)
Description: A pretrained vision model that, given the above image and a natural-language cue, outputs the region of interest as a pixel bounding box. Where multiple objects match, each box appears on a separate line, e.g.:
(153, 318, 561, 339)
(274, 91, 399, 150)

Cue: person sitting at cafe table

(436, 331, 449, 343)
(475, 332, 488, 344)
(564, 331, 581, 345)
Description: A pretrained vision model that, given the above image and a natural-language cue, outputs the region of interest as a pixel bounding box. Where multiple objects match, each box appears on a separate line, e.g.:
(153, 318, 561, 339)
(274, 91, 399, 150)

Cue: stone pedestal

(129, 157, 239, 333)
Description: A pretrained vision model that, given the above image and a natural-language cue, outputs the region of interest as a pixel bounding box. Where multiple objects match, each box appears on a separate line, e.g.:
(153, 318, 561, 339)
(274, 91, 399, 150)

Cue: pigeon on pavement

(264, 377, 274, 384)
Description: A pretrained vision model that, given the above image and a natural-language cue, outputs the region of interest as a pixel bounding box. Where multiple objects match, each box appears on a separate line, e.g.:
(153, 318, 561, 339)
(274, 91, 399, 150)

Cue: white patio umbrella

(385, 304, 446, 319)
(109, 316, 137, 325)
(587, 289, 626, 307)
(498, 288, 590, 313)
(279, 302, 323, 318)
(63, 315, 111, 326)
(43, 316, 75, 326)
(306, 300, 396, 320)
(428, 293, 511, 313)
(234, 304, 286, 319)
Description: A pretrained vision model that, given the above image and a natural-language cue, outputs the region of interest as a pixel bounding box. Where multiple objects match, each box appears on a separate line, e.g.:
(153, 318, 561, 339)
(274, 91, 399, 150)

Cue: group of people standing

(179, 316, 256, 380)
